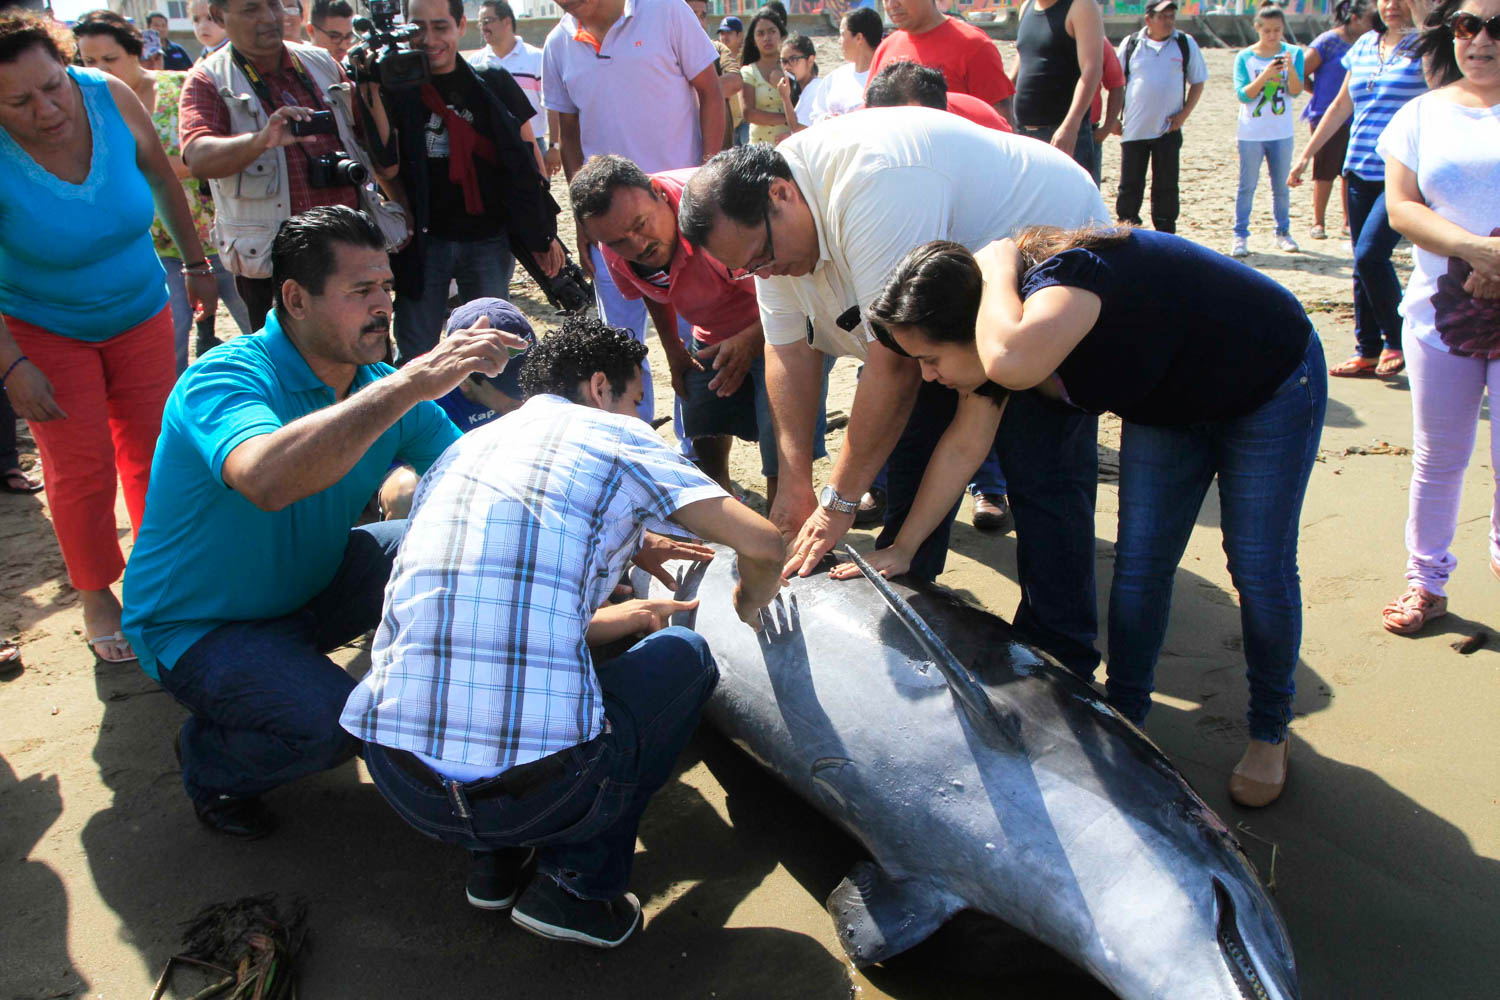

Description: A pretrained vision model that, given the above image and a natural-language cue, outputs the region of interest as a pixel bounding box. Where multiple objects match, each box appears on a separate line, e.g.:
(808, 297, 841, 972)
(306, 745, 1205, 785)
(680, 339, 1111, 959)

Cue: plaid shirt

(340, 394, 724, 770)
(178, 46, 358, 215)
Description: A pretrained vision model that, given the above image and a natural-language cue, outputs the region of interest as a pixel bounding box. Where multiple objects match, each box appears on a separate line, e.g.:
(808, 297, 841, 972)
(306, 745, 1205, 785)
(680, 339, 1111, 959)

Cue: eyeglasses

(729, 213, 776, 279)
(780, 55, 807, 66)
(312, 25, 353, 43)
(1450, 11, 1500, 41)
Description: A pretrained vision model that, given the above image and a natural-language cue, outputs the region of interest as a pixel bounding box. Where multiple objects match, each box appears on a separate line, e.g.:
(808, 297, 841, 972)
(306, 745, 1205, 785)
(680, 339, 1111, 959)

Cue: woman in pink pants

(1377, 0, 1500, 632)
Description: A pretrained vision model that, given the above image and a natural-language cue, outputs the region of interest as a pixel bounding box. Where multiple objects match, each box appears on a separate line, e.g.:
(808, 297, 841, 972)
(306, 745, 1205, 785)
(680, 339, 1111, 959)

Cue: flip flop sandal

(1330, 355, 1379, 377)
(87, 631, 139, 665)
(1, 468, 43, 494)
(1376, 350, 1405, 376)
(1382, 587, 1447, 635)
(1310, 225, 1327, 240)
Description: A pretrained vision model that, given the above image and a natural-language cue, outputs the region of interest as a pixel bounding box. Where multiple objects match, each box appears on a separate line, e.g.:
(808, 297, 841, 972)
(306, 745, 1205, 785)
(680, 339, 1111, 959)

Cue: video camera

(512, 243, 594, 316)
(346, 0, 429, 90)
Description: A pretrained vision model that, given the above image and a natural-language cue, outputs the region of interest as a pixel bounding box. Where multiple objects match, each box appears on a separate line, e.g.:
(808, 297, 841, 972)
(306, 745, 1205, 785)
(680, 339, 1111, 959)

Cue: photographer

(378, 0, 564, 365)
(180, 0, 402, 329)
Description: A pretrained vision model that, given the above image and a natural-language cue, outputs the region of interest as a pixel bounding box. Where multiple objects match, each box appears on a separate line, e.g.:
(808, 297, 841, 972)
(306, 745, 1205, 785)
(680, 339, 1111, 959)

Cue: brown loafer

(1381, 586, 1447, 635)
(1229, 739, 1289, 808)
(971, 492, 1014, 534)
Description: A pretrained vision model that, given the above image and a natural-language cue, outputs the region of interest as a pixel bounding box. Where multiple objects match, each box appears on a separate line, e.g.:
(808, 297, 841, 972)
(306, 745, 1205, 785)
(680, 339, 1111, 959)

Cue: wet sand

(2, 43, 1497, 1000)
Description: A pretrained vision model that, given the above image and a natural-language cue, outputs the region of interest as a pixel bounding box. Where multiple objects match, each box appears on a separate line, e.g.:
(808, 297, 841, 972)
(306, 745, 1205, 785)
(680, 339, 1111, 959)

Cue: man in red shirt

(866, 0, 1015, 126)
(571, 154, 828, 501)
(1089, 40, 1126, 186)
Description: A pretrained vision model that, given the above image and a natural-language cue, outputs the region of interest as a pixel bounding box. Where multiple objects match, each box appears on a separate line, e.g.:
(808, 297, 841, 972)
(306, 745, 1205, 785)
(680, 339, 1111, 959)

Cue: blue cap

(717, 15, 743, 32)
(444, 297, 535, 400)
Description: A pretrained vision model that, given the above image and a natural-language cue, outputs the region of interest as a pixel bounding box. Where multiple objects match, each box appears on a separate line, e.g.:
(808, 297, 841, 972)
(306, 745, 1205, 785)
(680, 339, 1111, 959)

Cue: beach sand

(2, 42, 1496, 999)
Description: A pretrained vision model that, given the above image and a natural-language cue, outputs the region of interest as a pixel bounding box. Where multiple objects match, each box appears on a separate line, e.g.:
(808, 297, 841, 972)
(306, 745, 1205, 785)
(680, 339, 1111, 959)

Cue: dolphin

(642, 546, 1298, 1000)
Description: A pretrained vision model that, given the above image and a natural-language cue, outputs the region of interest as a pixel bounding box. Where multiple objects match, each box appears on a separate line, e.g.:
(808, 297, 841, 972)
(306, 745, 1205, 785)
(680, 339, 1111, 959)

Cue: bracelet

(181, 263, 214, 277)
(1, 355, 29, 389)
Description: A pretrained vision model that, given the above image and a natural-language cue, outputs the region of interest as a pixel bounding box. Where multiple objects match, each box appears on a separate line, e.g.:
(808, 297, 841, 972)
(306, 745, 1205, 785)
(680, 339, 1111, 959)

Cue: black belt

(388, 743, 579, 800)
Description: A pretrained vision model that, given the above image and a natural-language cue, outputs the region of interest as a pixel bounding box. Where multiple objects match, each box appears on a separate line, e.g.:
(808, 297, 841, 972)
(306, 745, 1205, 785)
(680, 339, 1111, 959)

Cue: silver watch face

(820, 484, 836, 508)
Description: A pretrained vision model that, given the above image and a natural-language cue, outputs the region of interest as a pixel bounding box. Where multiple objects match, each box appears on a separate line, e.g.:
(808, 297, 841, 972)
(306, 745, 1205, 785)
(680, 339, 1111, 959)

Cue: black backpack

(1121, 28, 1195, 105)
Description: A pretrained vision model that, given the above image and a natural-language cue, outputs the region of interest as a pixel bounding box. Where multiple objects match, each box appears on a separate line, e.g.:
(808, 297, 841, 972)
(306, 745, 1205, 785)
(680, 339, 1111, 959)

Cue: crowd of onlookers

(0, 0, 1495, 954)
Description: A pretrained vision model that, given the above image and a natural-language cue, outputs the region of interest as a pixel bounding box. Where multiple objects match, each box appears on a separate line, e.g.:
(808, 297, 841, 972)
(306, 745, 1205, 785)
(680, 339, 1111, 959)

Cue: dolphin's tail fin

(827, 861, 963, 967)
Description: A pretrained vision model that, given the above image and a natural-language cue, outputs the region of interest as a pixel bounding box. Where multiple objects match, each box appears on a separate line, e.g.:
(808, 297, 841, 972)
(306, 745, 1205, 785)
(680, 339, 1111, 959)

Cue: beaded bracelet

(1, 355, 29, 389)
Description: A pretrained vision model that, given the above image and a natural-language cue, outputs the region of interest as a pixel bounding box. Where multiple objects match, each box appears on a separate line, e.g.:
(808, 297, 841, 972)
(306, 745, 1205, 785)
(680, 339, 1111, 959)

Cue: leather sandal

(1229, 739, 1289, 808)
(1375, 349, 1405, 376)
(1381, 586, 1447, 635)
(1330, 355, 1379, 377)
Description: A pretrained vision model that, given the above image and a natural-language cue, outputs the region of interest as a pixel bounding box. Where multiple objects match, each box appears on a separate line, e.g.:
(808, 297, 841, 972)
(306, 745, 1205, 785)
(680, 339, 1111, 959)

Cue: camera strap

(230, 45, 328, 115)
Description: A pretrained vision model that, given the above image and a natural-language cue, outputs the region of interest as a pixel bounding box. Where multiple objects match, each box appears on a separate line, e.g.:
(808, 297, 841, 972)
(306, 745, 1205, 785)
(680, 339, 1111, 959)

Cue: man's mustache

(362, 316, 391, 335)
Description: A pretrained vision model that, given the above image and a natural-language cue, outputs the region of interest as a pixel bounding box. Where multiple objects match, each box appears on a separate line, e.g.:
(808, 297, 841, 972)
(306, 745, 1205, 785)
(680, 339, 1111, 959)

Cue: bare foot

(80, 588, 134, 663)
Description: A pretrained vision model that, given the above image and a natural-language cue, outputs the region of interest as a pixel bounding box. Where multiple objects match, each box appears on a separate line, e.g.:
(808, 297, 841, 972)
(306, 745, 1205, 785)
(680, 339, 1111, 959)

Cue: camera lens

(338, 158, 370, 185)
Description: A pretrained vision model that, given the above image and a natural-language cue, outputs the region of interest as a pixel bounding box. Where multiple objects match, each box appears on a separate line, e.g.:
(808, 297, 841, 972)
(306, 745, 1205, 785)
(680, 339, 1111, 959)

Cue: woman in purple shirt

(1300, 0, 1378, 238)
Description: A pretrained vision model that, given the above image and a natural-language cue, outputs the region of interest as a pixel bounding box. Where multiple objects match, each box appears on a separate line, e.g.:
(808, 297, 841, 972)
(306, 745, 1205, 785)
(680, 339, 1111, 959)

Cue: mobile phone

(290, 110, 336, 137)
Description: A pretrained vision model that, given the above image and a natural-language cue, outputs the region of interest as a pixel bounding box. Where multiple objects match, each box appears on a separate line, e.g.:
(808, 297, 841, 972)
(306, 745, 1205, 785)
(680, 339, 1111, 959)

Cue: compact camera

(308, 152, 370, 188)
(346, 0, 430, 90)
(290, 110, 337, 137)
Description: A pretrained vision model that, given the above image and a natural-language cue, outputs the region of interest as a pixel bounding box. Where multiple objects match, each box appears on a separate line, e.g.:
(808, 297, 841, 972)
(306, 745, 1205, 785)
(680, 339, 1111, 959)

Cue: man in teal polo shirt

(122, 207, 524, 839)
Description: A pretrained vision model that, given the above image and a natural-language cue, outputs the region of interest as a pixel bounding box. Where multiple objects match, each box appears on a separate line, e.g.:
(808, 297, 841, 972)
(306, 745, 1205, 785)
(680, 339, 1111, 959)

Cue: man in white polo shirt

(679, 107, 1109, 678)
(542, 0, 726, 425)
(1114, 1, 1208, 234)
(472, 0, 557, 178)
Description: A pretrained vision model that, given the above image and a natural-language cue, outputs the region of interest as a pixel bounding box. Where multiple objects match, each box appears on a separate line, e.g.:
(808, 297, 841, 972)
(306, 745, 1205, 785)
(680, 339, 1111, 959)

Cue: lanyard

(230, 45, 326, 115)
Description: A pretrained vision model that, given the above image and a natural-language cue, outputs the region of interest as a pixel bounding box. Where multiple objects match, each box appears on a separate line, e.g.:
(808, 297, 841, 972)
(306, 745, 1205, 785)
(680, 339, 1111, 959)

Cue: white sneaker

(1230, 236, 1249, 258)
(1276, 233, 1301, 253)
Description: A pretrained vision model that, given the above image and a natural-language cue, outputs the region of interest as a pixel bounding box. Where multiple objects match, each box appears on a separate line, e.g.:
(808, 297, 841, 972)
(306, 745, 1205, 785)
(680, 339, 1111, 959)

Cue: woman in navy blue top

(834, 226, 1327, 809)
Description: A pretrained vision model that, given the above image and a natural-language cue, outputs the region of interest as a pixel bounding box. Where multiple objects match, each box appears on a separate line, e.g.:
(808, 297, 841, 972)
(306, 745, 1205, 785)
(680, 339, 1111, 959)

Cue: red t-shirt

(1089, 41, 1125, 124)
(602, 169, 760, 347)
(179, 45, 359, 215)
(867, 16, 1016, 107)
(947, 92, 1013, 132)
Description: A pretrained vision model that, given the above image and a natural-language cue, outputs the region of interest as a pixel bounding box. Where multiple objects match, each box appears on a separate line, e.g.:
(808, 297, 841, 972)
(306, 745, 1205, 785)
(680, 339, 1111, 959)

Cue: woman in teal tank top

(0, 12, 216, 665)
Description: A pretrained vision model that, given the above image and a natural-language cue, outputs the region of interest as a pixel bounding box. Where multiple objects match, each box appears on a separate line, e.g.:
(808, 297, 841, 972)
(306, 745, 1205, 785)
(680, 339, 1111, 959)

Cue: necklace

(1369, 29, 1414, 91)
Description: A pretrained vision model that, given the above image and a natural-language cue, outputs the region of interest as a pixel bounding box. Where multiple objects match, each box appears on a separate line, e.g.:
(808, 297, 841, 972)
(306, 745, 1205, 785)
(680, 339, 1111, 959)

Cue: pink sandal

(1376, 349, 1405, 376)
(1330, 355, 1378, 377)
(1382, 586, 1447, 635)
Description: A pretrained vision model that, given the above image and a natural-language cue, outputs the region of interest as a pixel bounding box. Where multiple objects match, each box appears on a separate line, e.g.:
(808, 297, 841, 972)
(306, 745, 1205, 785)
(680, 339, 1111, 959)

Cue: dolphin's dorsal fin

(827, 861, 963, 966)
(842, 546, 1022, 748)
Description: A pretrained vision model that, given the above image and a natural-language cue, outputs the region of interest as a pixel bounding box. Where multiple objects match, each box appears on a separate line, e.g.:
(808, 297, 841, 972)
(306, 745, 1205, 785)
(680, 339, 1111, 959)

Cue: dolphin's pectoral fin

(826, 862, 963, 967)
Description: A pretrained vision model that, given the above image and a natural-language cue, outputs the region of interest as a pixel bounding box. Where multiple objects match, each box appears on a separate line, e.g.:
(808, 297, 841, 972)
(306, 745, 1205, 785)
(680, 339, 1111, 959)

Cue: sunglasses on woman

(1449, 11, 1500, 41)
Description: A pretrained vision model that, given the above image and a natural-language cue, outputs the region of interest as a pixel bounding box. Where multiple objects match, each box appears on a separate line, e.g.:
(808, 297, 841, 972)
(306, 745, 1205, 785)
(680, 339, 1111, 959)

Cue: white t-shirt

(1118, 30, 1209, 142)
(795, 75, 830, 127)
(1377, 93, 1500, 358)
(541, 0, 718, 173)
(756, 106, 1110, 359)
(1235, 43, 1304, 142)
(470, 39, 547, 140)
(808, 62, 868, 123)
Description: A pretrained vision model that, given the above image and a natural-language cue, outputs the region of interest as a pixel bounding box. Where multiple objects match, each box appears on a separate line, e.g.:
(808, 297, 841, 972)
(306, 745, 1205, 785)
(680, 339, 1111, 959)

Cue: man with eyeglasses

(679, 107, 1110, 679)
(306, 0, 354, 63)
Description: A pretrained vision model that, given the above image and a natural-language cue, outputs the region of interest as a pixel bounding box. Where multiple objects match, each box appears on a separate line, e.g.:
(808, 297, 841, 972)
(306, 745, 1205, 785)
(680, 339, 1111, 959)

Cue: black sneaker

(511, 875, 641, 948)
(466, 848, 535, 910)
(193, 794, 278, 840)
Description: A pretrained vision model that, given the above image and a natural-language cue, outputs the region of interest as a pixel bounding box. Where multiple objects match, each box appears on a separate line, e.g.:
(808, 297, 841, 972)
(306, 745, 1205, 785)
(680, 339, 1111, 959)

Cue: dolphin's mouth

(1214, 877, 1280, 1000)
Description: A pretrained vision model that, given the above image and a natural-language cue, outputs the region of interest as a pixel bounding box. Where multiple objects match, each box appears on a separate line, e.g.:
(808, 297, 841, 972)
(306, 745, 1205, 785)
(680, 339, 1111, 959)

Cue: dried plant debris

(151, 894, 308, 1000)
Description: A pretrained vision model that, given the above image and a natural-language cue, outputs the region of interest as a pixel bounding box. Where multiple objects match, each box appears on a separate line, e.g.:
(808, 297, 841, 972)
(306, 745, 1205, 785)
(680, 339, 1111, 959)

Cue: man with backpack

(1114, 0, 1209, 233)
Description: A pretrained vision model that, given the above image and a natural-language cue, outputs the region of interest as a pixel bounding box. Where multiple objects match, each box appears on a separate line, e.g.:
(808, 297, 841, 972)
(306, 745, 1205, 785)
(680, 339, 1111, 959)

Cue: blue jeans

(157, 520, 405, 804)
(1346, 173, 1404, 358)
(877, 381, 1100, 677)
(394, 236, 515, 366)
(970, 448, 1006, 497)
(364, 626, 717, 900)
(161, 253, 252, 374)
(1234, 137, 1293, 238)
(1105, 334, 1327, 743)
(1017, 120, 1097, 178)
(590, 245, 661, 425)
(749, 352, 834, 478)
(733, 120, 750, 147)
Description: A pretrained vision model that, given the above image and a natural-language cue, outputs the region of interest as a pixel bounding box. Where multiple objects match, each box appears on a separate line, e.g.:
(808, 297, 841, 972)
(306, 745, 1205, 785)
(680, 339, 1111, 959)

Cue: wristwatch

(819, 484, 859, 516)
